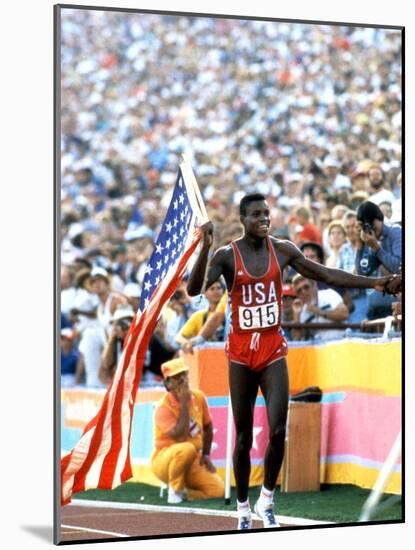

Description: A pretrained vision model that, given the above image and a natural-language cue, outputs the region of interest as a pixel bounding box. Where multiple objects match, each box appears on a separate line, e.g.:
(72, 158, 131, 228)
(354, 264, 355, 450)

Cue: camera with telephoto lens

(362, 222, 374, 234)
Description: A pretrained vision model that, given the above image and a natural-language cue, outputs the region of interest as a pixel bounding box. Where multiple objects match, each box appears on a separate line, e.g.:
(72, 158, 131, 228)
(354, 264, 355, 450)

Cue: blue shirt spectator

(356, 202, 402, 275)
(355, 201, 401, 320)
(61, 328, 81, 387)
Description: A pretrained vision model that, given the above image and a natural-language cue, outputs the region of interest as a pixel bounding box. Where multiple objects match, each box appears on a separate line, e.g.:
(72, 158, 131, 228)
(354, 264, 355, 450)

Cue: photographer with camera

(355, 201, 402, 320)
(99, 305, 135, 385)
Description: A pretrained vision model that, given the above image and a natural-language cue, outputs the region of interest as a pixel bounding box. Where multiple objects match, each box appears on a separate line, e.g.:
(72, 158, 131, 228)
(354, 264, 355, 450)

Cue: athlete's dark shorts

(225, 329, 288, 372)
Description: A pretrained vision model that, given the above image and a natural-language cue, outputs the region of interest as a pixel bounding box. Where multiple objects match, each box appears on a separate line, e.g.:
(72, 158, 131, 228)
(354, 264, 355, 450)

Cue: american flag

(140, 171, 196, 311)
(61, 160, 207, 506)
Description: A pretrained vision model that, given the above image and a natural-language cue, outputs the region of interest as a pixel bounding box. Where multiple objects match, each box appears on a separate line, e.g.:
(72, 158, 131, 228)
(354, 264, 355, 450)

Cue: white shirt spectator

(300, 288, 344, 341)
(369, 189, 396, 206)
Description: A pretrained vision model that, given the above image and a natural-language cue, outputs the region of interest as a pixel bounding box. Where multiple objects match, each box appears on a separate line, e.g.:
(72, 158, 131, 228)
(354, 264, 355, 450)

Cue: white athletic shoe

(167, 487, 184, 504)
(237, 513, 252, 530)
(254, 500, 280, 528)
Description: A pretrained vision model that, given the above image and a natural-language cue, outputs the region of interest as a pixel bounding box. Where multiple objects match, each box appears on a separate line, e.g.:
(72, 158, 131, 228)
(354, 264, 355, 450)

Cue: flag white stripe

(63, 325, 138, 497)
(84, 220, 200, 491)
(180, 155, 209, 222)
(111, 316, 148, 487)
(85, 312, 145, 490)
(62, 163, 207, 503)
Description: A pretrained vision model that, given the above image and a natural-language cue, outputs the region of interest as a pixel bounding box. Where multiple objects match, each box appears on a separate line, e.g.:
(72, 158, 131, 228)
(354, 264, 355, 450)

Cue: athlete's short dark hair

(239, 193, 267, 216)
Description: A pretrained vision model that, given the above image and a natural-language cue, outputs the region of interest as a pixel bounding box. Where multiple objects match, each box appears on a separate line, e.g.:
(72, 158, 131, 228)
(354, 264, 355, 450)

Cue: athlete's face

(241, 201, 271, 238)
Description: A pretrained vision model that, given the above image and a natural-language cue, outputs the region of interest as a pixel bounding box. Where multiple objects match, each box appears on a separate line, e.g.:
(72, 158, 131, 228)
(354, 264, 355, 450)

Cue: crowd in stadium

(60, 10, 402, 388)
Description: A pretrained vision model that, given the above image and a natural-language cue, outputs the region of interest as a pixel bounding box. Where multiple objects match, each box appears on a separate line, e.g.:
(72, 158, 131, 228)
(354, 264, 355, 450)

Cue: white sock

(259, 486, 274, 507)
(237, 499, 251, 515)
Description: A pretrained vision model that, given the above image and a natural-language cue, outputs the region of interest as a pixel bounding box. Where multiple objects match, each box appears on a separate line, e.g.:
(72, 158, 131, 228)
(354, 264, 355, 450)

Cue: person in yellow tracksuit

(151, 357, 225, 504)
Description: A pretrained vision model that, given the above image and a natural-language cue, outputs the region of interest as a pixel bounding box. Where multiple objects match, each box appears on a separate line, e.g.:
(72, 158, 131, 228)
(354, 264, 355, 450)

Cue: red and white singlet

(226, 236, 288, 371)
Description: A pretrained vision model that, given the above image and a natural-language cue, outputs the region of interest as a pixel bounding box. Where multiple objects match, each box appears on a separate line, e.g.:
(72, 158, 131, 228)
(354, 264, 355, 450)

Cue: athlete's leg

(259, 357, 289, 491)
(229, 361, 260, 502)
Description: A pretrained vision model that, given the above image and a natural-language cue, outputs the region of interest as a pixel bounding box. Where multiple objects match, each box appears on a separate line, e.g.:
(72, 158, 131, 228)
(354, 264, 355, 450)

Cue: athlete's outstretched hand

(384, 273, 402, 295)
(201, 221, 214, 249)
(373, 274, 401, 295)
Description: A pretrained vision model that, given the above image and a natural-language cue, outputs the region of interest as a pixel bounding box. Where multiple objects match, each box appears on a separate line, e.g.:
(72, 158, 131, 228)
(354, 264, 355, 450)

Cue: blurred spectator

(350, 168, 370, 194)
(61, 265, 77, 319)
(71, 268, 106, 388)
(281, 283, 296, 340)
(367, 164, 396, 207)
(175, 281, 225, 353)
(293, 206, 322, 245)
(350, 191, 370, 212)
(379, 200, 393, 222)
(299, 240, 353, 313)
(99, 305, 135, 385)
(337, 210, 368, 323)
(323, 157, 352, 191)
(391, 173, 402, 225)
(356, 201, 402, 320)
(300, 241, 325, 265)
(336, 211, 358, 272)
(291, 274, 348, 341)
(59, 13, 401, 340)
(325, 221, 347, 268)
(123, 282, 141, 312)
(90, 266, 128, 336)
(322, 204, 349, 257)
(163, 283, 193, 351)
(193, 290, 230, 346)
(144, 320, 176, 385)
(61, 327, 82, 387)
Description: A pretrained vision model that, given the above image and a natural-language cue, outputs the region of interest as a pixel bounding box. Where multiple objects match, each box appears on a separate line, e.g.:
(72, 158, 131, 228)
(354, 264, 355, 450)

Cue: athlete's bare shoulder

(211, 243, 234, 266)
(269, 236, 302, 269)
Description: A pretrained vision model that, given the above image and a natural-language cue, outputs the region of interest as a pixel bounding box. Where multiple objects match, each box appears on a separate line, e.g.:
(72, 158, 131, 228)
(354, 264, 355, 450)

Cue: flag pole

(180, 154, 209, 223)
(224, 392, 233, 504)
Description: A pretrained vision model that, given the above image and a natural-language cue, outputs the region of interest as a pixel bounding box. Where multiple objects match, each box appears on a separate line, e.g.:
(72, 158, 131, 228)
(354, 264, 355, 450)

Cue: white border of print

(2, 1, 411, 549)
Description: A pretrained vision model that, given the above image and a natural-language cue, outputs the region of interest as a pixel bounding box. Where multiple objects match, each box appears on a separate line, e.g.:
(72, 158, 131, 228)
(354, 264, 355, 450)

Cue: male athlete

(187, 193, 398, 530)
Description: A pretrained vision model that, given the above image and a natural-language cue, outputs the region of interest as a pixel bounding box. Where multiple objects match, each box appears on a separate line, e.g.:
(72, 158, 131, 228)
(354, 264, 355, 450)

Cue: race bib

(238, 302, 279, 330)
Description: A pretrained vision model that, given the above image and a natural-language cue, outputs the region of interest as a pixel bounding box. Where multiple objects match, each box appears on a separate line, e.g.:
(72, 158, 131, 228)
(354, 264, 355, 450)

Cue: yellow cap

(161, 358, 189, 379)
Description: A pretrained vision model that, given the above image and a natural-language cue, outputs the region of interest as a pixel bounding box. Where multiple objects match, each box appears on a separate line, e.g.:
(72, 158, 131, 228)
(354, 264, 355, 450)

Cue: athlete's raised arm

(278, 240, 395, 292)
(187, 222, 226, 296)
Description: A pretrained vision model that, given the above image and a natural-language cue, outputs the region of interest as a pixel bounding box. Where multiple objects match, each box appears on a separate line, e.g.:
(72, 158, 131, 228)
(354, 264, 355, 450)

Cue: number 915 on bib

(238, 302, 279, 330)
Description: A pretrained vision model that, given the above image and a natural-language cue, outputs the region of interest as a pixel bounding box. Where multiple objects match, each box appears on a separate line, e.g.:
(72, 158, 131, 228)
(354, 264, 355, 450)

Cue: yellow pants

(151, 442, 225, 499)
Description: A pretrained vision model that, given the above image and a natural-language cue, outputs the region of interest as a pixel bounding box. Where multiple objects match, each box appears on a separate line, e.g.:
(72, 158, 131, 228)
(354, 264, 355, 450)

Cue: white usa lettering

(241, 282, 277, 305)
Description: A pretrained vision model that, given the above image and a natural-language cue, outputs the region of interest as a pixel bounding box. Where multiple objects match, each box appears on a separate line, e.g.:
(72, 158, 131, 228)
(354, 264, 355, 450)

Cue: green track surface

(73, 483, 402, 524)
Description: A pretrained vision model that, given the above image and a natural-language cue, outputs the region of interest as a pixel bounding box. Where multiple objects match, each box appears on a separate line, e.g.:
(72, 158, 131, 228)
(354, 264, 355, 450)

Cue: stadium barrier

(61, 336, 401, 494)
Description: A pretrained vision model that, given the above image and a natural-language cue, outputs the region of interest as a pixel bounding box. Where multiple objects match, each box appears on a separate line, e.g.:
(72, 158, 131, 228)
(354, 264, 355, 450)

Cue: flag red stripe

(100, 233, 202, 488)
(61, 227, 202, 504)
(68, 310, 148, 494)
